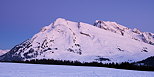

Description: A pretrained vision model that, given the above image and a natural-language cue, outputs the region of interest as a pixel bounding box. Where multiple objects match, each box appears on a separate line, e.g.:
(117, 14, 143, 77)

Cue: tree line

(1, 59, 154, 71)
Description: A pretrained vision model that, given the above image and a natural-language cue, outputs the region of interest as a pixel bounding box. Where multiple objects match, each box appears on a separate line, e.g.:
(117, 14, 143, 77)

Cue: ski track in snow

(0, 63, 154, 77)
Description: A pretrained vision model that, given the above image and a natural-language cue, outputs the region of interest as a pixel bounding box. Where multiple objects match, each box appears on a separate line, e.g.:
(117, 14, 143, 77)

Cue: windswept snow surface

(0, 63, 154, 77)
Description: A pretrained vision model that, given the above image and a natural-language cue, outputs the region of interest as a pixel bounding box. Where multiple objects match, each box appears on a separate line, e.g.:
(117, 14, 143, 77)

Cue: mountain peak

(55, 18, 66, 22)
(54, 18, 68, 26)
(40, 18, 68, 32)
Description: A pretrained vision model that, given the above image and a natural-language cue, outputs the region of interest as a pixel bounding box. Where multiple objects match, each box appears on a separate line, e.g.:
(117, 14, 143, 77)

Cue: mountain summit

(0, 18, 154, 63)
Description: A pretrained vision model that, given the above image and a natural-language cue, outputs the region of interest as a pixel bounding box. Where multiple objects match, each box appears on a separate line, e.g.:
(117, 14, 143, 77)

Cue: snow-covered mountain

(0, 50, 9, 56)
(0, 18, 154, 63)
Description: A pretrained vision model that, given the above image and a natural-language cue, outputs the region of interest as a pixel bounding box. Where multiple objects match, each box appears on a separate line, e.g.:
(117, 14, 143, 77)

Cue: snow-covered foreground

(0, 63, 154, 77)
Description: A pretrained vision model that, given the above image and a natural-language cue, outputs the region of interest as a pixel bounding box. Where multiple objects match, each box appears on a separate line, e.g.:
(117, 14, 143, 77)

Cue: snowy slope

(94, 20, 154, 45)
(0, 18, 154, 63)
(0, 63, 154, 77)
(0, 50, 9, 56)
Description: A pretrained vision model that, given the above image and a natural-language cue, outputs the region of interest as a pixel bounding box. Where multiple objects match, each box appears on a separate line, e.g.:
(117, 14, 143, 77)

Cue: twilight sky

(0, 0, 154, 49)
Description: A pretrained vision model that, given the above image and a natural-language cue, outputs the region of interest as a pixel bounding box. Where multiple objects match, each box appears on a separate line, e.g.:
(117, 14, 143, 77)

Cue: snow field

(0, 63, 154, 77)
